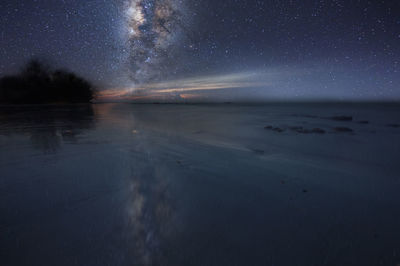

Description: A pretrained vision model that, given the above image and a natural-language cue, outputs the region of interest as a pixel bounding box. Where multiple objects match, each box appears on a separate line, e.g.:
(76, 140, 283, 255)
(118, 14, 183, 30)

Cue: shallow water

(1, 103, 400, 265)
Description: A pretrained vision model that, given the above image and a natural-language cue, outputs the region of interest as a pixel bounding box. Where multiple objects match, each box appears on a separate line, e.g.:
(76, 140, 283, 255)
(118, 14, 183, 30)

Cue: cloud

(97, 65, 353, 102)
(98, 70, 271, 100)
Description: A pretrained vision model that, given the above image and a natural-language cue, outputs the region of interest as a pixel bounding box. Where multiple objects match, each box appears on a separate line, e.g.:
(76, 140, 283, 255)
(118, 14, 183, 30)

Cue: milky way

(122, 0, 188, 85)
(1, 0, 399, 99)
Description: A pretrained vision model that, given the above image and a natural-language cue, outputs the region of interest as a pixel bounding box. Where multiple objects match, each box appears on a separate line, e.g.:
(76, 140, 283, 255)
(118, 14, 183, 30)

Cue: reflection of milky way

(123, 0, 186, 84)
(127, 171, 173, 265)
(123, 131, 176, 265)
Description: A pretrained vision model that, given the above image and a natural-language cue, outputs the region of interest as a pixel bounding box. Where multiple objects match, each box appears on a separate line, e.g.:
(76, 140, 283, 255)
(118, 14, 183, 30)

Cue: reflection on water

(127, 167, 175, 265)
(1, 103, 400, 266)
(125, 142, 175, 265)
(0, 105, 95, 152)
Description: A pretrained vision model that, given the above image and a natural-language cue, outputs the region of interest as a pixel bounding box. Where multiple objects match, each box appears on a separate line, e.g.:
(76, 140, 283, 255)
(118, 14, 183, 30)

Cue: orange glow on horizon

(96, 71, 268, 101)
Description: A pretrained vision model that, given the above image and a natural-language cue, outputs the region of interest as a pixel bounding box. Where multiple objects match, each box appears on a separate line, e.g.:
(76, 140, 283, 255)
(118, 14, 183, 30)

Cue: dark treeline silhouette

(0, 60, 95, 104)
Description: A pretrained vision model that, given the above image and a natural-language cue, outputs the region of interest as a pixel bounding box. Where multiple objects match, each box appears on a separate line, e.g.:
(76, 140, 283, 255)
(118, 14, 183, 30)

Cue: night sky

(0, 0, 399, 101)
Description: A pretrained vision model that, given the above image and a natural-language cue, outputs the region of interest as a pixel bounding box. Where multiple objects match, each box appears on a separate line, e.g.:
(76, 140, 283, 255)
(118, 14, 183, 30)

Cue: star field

(0, 0, 399, 100)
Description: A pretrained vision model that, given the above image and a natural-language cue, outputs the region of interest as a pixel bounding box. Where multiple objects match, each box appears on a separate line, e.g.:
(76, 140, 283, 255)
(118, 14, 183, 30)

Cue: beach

(1, 103, 400, 265)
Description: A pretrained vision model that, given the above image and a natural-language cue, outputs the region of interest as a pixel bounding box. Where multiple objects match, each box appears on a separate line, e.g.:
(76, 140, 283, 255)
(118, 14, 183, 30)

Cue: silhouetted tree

(52, 70, 94, 103)
(0, 59, 95, 104)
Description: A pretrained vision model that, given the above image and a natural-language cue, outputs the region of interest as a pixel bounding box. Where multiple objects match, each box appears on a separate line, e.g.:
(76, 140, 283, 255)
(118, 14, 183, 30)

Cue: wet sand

(1, 103, 400, 265)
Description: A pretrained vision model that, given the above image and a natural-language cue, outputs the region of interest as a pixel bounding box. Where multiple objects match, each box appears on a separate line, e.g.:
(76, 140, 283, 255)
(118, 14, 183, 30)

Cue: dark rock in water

(358, 120, 369, 124)
(329, 116, 353, 121)
(289, 126, 325, 134)
(273, 127, 285, 133)
(267, 125, 325, 134)
(302, 189, 308, 193)
(333, 127, 353, 133)
(386, 124, 400, 128)
(264, 125, 284, 133)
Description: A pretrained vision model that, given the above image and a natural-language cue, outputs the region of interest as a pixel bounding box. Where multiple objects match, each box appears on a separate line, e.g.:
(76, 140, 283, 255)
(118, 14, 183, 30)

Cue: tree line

(0, 60, 95, 104)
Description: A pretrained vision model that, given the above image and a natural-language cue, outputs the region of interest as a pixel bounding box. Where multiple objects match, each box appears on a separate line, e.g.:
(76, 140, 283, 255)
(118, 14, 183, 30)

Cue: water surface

(1, 103, 400, 265)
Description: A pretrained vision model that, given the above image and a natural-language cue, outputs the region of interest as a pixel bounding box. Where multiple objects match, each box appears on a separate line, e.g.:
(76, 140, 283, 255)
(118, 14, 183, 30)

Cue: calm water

(1, 103, 400, 265)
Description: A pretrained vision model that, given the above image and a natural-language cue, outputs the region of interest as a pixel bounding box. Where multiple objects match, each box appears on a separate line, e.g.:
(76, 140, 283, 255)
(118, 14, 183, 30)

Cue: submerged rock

(289, 126, 325, 134)
(266, 125, 325, 134)
(329, 116, 353, 121)
(264, 125, 285, 133)
(358, 120, 369, 124)
(333, 127, 354, 133)
(273, 128, 285, 133)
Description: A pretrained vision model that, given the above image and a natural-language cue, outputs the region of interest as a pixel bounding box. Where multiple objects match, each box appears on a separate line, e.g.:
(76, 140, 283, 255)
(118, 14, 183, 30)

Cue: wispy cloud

(98, 70, 273, 101)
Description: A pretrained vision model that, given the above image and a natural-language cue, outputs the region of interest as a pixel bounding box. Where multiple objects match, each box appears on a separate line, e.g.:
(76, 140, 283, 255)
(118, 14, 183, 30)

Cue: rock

(358, 120, 369, 124)
(329, 116, 353, 121)
(333, 127, 353, 133)
(272, 127, 285, 133)
(264, 125, 284, 132)
(289, 126, 325, 134)
(267, 125, 325, 134)
(302, 189, 308, 193)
